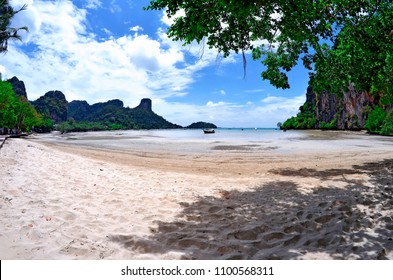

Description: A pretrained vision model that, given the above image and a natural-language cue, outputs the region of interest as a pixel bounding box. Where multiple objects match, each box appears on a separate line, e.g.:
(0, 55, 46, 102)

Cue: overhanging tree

(145, 0, 393, 98)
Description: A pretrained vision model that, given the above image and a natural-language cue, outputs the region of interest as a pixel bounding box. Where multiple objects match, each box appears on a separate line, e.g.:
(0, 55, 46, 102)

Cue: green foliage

(146, 1, 392, 95)
(365, 106, 387, 134)
(0, 80, 16, 128)
(0, 80, 45, 133)
(32, 91, 68, 123)
(57, 121, 122, 134)
(381, 110, 393, 136)
(312, 2, 393, 100)
(14, 96, 39, 132)
(34, 116, 53, 133)
(319, 115, 338, 130)
(66, 100, 181, 132)
(281, 101, 315, 129)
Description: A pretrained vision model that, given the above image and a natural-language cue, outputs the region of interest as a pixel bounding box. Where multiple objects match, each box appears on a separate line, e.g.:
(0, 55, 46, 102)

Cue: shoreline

(1, 132, 393, 259)
(27, 129, 393, 177)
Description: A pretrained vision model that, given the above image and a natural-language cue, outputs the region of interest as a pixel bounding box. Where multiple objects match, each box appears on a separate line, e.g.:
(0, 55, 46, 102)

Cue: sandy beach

(1, 130, 393, 259)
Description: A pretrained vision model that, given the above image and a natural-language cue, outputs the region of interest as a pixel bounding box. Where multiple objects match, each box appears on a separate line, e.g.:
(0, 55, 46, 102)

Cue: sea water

(33, 128, 386, 155)
(34, 128, 295, 152)
(132, 128, 284, 141)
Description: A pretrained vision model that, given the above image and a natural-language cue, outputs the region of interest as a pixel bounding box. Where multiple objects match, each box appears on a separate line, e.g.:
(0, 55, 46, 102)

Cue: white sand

(1, 132, 393, 259)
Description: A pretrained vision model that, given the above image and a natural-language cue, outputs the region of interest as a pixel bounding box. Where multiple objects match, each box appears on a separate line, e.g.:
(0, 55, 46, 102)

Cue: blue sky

(1, 0, 309, 127)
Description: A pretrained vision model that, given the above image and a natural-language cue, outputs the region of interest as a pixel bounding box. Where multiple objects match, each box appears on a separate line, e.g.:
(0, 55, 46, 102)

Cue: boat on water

(203, 128, 215, 134)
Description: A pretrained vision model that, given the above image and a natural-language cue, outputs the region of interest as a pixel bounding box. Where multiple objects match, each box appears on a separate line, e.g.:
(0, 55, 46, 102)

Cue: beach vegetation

(57, 120, 128, 134)
(281, 101, 315, 130)
(0, 80, 51, 134)
(365, 106, 386, 134)
(0, 80, 16, 129)
(381, 110, 393, 136)
(319, 115, 338, 130)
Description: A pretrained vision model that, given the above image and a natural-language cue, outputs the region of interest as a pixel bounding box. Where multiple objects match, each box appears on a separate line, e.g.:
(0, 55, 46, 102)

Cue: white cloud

(1, 1, 232, 114)
(9, 0, 41, 42)
(206, 101, 232, 107)
(129, 25, 143, 32)
(2, 1, 305, 128)
(159, 95, 305, 127)
(161, 9, 186, 26)
(261, 96, 286, 103)
(101, 27, 112, 37)
(109, 0, 121, 13)
(260, 95, 305, 112)
(85, 0, 102, 9)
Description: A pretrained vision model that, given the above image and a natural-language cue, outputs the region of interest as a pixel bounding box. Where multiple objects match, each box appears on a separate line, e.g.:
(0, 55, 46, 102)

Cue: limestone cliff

(312, 85, 379, 130)
(134, 98, 152, 111)
(7, 76, 27, 98)
(32, 91, 68, 123)
(67, 98, 181, 129)
(67, 100, 91, 121)
(285, 85, 381, 130)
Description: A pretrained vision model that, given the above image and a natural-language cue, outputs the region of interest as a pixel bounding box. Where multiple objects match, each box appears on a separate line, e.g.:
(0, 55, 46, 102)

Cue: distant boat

(203, 128, 215, 134)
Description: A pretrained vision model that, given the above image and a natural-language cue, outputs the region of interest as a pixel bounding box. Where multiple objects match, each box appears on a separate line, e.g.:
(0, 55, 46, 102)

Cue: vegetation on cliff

(57, 120, 125, 134)
(32, 91, 68, 123)
(62, 99, 181, 133)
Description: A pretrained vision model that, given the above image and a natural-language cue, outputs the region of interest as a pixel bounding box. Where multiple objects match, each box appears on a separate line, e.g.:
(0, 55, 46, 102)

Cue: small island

(186, 122, 217, 129)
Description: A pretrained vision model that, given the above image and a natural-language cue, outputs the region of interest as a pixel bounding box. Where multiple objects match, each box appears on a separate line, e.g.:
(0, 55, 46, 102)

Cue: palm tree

(0, 0, 28, 53)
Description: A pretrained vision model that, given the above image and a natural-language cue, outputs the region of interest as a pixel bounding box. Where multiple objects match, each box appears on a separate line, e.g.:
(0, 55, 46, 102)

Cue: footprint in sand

(233, 229, 258, 241)
(263, 232, 286, 241)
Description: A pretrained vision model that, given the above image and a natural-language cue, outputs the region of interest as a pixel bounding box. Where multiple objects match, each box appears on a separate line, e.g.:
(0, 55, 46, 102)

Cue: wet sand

(1, 130, 393, 259)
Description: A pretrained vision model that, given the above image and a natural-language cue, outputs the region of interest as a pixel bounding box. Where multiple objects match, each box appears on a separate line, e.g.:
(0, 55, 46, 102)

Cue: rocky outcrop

(308, 85, 379, 130)
(134, 98, 152, 111)
(338, 86, 379, 130)
(7, 76, 27, 98)
(32, 91, 68, 123)
(90, 99, 124, 112)
(307, 86, 379, 130)
(67, 100, 91, 121)
(67, 98, 181, 129)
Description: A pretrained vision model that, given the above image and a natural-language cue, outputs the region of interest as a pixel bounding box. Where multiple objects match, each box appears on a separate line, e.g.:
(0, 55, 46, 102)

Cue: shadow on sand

(109, 159, 393, 259)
